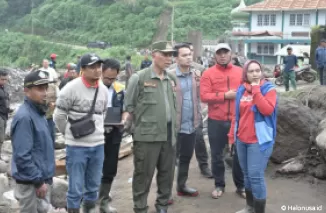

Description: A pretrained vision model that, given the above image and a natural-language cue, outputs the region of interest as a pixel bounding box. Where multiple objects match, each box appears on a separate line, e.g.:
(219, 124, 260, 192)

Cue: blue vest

(234, 81, 278, 151)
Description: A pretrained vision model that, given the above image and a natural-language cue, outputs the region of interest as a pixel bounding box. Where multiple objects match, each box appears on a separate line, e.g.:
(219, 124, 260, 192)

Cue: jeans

(66, 144, 104, 208)
(102, 128, 122, 184)
(318, 66, 326, 85)
(236, 140, 273, 199)
(283, 71, 296, 91)
(194, 124, 210, 170)
(207, 119, 244, 189)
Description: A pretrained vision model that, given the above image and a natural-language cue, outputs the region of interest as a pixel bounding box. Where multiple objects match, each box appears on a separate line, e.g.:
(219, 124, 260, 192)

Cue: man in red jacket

(200, 43, 245, 199)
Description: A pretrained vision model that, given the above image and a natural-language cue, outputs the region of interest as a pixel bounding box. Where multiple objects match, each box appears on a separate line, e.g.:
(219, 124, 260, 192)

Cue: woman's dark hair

(274, 64, 281, 71)
(102, 58, 121, 73)
(173, 43, 191, 57)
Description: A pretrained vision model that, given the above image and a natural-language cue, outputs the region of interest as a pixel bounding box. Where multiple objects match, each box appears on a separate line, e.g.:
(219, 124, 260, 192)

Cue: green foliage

(0, 32, 142, 69)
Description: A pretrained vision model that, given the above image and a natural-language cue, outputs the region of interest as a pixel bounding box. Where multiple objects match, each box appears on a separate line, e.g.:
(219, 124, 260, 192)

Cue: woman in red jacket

(229, 60, 278, 213)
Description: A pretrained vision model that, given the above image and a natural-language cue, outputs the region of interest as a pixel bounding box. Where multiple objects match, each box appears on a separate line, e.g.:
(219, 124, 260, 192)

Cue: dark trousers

(102, 128, 122, 184)
(176, 125, 209, 170)
(194, 124, 209, 170)
(319, 66, 326, 85)
(207, 118, 244, 189)
(177, 132, 196, 189)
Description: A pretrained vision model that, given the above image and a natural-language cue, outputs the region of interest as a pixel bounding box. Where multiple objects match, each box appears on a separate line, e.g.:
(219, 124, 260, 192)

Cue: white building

(236, 0, 326, 64)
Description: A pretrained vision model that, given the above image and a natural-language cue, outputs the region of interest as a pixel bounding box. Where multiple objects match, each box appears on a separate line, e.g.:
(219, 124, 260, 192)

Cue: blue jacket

(315, 47, 326, 68)
(11, 97, 55, 186)
(234, 81, 278, 151)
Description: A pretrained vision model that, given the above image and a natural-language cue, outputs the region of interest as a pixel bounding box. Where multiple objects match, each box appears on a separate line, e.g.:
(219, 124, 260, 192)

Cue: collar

(24, 97, 46, 115)
(112, 81, 125, 93)
(215, 62, 233, 70)
(151, 67, 168, 80)
(82, 76, 99, 88)
(176, 66, 192, 77)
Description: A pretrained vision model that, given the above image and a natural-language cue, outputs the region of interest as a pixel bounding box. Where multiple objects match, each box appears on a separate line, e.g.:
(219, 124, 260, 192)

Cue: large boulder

(51, 177, 68, 209)
(272, 97, 320, 163)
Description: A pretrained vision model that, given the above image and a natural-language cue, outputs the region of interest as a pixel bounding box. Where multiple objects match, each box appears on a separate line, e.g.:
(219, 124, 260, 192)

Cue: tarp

(232, 30, 283, 37)
(274, 44, 310, 57)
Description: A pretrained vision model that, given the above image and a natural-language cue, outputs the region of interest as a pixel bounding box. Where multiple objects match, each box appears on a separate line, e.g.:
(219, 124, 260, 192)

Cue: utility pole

(171, 5, 174, 45)
(31, 0, 34, 35)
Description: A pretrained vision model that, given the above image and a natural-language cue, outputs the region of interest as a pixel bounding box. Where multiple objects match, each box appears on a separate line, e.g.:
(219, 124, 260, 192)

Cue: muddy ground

(110, 153, 326, 213)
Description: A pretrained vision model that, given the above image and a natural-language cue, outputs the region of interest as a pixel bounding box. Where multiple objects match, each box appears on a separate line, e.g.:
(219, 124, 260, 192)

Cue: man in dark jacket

(140, 54, 152, 70)
(98, 59, 127, 213)
(11, 70, 55, 213)
(0, 70, 10, 158)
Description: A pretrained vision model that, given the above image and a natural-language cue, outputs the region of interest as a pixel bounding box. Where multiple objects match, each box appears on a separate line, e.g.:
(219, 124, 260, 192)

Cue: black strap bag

(68, 87, 99, 139)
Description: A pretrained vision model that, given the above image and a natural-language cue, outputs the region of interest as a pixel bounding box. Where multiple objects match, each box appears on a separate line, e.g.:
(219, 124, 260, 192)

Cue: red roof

(242, 0, 326, 11)
(232, 30, 283, 37)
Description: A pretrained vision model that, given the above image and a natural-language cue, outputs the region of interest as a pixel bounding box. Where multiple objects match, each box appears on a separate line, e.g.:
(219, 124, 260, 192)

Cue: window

(257, 43, 275, 55)
(290, 14, 296, 26)
(257, 14, 276, 26)
(297, 14, 303, 26)
(264, 14, 270, 26)
(257, 14, 263, 26)
(289, 14, 311, 26)
(304, 14, 310, 26)
(271, 14, 276, 26)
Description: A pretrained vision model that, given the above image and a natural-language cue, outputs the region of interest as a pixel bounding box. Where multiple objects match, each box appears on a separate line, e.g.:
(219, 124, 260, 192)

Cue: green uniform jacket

(124, 67, 177, 146)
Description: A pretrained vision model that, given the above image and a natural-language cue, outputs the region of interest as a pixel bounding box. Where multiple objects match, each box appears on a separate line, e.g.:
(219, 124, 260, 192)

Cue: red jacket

(200, 63, 242, 121)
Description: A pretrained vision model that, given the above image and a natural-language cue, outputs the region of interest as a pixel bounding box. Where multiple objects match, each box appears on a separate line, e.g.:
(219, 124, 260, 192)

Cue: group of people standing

(9, 39, 278, 213)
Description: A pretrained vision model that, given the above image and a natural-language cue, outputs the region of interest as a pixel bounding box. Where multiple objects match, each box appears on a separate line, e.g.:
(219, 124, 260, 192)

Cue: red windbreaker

(200, 63, 242, 121)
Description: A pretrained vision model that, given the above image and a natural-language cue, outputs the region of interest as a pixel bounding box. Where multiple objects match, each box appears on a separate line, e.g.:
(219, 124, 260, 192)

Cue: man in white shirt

(98, 58, 128, 213)
(40, 59, 58, 82)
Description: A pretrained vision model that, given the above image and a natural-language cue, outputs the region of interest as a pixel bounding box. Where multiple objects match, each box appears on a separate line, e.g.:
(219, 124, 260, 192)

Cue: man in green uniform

(124, 41, 177, 213)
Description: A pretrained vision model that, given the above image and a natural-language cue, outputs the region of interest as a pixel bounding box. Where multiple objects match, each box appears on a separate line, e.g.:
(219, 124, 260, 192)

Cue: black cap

(24, 70, 50, 88)
(80, 53, 104, 66)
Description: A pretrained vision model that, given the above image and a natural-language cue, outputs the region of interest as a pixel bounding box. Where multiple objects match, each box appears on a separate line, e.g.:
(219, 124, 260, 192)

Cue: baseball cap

(152, 41, 176, 53)
(215, 43, 231, 52)
(24, 70, 50, 88)
(80, 53, 104, 66)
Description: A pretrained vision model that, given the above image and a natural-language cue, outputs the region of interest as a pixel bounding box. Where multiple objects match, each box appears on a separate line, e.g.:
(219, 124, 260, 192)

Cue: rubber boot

(236, 189, 254, 213)
(98, 183, 117, 213)
(253, 199, 266, 213)
(67, 209, 79, 213)
(82, 201, 96, 213)
(177, 162, 198, 197)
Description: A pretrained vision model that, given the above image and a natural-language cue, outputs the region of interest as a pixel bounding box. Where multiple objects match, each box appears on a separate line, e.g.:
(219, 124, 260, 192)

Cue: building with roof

(231, 0, 326, 64)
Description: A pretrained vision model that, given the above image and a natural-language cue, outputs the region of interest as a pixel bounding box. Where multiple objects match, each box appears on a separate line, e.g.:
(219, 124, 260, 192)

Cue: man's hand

(224, 90, 237, 100)
(36, 183, 47, 199)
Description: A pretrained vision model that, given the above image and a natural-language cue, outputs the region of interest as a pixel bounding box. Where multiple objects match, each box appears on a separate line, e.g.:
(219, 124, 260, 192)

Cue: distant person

(140, 54, 152, 69)
(273, 64, 281, 78)
(125, 55, 133, 88)
(315, 39, 326, 85)
(49, 53, 57, 70)
(11, 70, 55, 213)
(40, 59, 58, 82)
(64, 63, 77, 79)
(76, 56, 81, 75)
(0, 70, 10, 159)
(59, 64, 78, 90)
(283, 47, 298, 91)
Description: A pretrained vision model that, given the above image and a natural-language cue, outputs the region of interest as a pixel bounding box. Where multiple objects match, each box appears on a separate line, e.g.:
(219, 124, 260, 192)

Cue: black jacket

(0, 86, 10, 120)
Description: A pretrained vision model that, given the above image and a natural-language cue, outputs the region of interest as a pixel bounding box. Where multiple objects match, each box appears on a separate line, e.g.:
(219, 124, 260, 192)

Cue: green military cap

(151, 41, 176, 53)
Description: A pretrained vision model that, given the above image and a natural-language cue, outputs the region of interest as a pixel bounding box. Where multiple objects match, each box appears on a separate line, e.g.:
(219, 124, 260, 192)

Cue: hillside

(0, 0, 256, 47)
